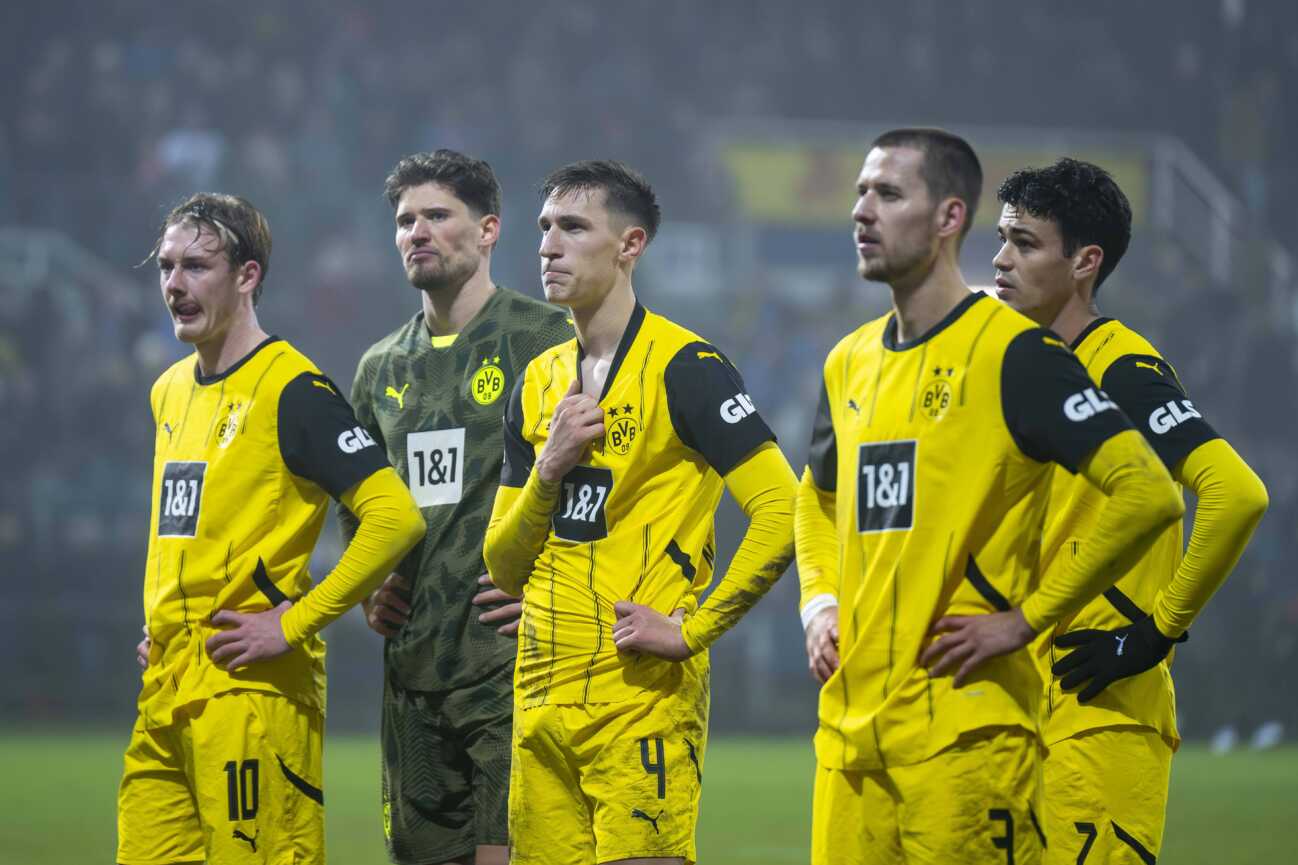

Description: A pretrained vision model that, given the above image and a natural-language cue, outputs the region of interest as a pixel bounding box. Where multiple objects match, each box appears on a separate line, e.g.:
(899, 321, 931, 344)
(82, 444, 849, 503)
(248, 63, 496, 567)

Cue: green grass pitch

(1, 732, 1294, 863)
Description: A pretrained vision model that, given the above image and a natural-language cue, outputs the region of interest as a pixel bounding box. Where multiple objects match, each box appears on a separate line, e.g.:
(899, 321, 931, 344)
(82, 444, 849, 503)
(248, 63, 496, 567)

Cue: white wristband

(800, 594, 839, 630)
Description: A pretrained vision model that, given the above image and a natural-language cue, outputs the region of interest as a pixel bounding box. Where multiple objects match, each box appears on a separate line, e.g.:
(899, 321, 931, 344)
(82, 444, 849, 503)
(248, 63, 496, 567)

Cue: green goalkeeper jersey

(341, 286, 572, 691)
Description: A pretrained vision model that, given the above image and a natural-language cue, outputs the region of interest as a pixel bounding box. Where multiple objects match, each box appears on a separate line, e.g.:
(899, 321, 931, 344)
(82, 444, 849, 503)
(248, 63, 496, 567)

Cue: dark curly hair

(997, 158, 1132, 293)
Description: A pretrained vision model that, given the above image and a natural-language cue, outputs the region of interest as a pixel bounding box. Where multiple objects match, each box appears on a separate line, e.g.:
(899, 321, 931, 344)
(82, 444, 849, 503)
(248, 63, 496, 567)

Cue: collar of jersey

(882, 291, 984, 352)
(1069, 315, 1115, 351)
(575, 302, 646, 401)
(416, 284, 503, 350)
(193, 335, 282, 385)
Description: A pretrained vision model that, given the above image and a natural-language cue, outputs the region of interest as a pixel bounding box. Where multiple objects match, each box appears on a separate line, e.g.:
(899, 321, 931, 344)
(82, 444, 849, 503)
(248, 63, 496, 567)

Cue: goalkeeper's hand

(1052, 616, 1183, 702)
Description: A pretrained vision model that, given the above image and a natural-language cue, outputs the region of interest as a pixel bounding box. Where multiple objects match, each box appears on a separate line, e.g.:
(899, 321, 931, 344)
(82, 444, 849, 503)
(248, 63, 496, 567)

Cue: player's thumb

(613, 600, 637, 619)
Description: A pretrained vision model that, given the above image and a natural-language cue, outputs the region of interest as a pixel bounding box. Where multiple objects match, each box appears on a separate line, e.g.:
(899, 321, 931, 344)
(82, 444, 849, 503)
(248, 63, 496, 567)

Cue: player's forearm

(795, 467, 840, 616)
(482, 471, 560, 596)
(682, 444, 796, 653)
(1021, 429, 1184, 632)
(1152, 439, 1267, 636)
(280, 468, 425, 646)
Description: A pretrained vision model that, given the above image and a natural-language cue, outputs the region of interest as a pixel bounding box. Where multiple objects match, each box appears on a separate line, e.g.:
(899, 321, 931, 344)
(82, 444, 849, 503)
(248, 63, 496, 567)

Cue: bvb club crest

(470, 356, 506, 405)
(606, 403, 640, 455)
(919, 365, 954, 420)
(216, 401, 243, 448)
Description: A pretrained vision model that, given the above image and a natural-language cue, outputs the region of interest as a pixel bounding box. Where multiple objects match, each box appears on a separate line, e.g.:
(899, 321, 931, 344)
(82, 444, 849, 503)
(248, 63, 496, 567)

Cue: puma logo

(163, 422, 173, 437)
(311, 379, 336, 395)
(631, 808, 664, 834)
(1114, 634, 1128, 656)
(1134, 360, 1163, 376)
(847, 399, 861, 414)
(696, 350, 723, 362)
(232, 828, 258, 852)
(385, 383, 410, 409)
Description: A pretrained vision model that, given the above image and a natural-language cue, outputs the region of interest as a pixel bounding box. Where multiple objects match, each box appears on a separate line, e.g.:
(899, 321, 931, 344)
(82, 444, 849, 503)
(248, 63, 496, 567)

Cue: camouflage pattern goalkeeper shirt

(340, 286, 572, 691)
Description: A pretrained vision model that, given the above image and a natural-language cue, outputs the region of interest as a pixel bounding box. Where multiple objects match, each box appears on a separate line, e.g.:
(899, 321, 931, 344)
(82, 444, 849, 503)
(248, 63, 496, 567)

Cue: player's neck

(1047, 291, 1101, 346)
(420, 265, 495, 338)
(889, 256, 971, 343)
(195, 313, 269, 377)
(572, 280, 637, 361)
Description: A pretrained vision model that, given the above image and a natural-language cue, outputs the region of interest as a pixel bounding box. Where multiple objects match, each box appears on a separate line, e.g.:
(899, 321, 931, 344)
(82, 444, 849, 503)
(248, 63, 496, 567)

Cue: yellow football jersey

(501, 304, 776, 707)
(139, 337, 389, 728)
(1036, 318, 1219, 746)
(806, 293, 1132, 771)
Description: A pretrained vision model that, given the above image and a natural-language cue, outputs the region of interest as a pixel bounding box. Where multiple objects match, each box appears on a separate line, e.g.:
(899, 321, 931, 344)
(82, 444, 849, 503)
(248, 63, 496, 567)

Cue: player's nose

(538, 227, 561, 258)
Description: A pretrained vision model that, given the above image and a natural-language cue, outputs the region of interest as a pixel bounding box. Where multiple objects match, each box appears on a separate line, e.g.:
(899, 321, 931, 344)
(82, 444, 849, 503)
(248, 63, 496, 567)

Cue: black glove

(1051, 616, 1185, 703)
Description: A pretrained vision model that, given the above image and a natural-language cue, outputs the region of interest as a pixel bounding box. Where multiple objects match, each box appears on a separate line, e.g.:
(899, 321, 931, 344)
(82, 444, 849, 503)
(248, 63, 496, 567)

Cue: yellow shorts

(812, 727, 1045, 865)
(117, 690, 324, 865)
(508, 657, 709, 865)
(1042, 727, 1172, 865)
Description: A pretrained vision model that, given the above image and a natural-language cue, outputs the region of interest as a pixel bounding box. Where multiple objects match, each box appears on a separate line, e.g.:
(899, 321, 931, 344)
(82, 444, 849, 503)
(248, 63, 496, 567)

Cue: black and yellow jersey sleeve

(663, 342, 776, 475)
(278, 372, 391, 499)
(807, 380, 837, 491)
(1099, 355, 1219, 469)
(500, 374, 537, 488)
(1000, 328, 1134, 471)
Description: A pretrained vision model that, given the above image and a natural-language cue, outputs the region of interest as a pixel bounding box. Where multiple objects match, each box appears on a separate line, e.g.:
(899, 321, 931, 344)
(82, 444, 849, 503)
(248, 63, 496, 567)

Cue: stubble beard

(408, 253, 478, 295)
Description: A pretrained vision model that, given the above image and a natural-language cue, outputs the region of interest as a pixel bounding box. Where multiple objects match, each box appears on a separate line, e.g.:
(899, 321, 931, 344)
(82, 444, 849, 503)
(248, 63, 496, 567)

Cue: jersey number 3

(857, 441, 916, 533)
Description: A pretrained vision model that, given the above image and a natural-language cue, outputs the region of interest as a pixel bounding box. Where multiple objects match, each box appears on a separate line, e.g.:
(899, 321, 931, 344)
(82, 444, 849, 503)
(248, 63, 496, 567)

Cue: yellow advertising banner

(720, 142, 1148, 228)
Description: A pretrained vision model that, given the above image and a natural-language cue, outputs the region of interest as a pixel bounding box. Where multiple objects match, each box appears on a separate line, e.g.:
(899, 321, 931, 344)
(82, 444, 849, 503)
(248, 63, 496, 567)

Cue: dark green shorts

(381, 664, 513, 864)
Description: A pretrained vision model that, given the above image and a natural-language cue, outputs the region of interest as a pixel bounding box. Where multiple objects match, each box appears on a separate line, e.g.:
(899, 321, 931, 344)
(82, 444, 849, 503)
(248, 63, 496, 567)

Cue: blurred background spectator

(2, 0, 1294, 739)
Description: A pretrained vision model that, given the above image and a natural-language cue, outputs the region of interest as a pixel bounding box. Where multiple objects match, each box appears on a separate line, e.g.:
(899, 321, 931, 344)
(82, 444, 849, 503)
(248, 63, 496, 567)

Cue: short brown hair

(152, 193, 273, 304)
(871, 127, 983, 242)
(383, 150, 502, 217)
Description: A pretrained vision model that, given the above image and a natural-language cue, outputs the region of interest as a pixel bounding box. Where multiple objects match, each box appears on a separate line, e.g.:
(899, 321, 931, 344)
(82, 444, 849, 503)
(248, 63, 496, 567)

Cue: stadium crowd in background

(1, 0, 1295, 744)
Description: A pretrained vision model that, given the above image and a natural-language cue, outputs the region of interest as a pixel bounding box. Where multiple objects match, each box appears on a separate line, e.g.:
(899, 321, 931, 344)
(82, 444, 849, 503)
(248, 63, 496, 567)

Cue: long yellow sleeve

(281, 467, 425, 646)
(1151, 438, 1268, 636)
(482, 471, 561, 597)
(1021, 429, 1184, 632)
(795, 467, 840, 619)
(680, 443, 797, 653)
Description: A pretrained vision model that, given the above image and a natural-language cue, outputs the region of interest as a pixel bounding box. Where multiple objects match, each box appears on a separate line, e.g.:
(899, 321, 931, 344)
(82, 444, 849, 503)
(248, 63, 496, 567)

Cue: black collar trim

(577, 302, 646, 401)
(194, 335, 282, 385)
(883, 292, 985, 352)
(1070, 316, 1115, 351)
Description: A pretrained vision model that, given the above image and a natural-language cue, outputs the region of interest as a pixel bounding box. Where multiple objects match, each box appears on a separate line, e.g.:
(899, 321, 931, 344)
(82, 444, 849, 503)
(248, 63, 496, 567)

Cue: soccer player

(794, 129, 1186, 865)
(341, 150, 572, 865)
(482, 160, 796, 865)
(992, 158, 1268, 864)
(118, 193, 425, 864)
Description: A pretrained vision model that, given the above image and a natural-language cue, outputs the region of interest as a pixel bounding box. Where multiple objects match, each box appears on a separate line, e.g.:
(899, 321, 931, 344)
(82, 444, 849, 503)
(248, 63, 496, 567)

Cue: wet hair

(151, 193, 272, 304)
(383, 149, 502, 217)
(540, 160, 661, 243)
(997, 157, 1132, 292)
(870, 127, 983, 242)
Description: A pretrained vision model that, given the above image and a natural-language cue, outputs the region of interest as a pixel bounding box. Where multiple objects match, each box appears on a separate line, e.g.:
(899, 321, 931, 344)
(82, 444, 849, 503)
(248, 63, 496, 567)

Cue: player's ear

(1072, 244, 1103, 284)
(935, 197, 968, 241)
(235, 260, 262, 300)
(478, 213, 501, 250)
(618, 225, 648, 264)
